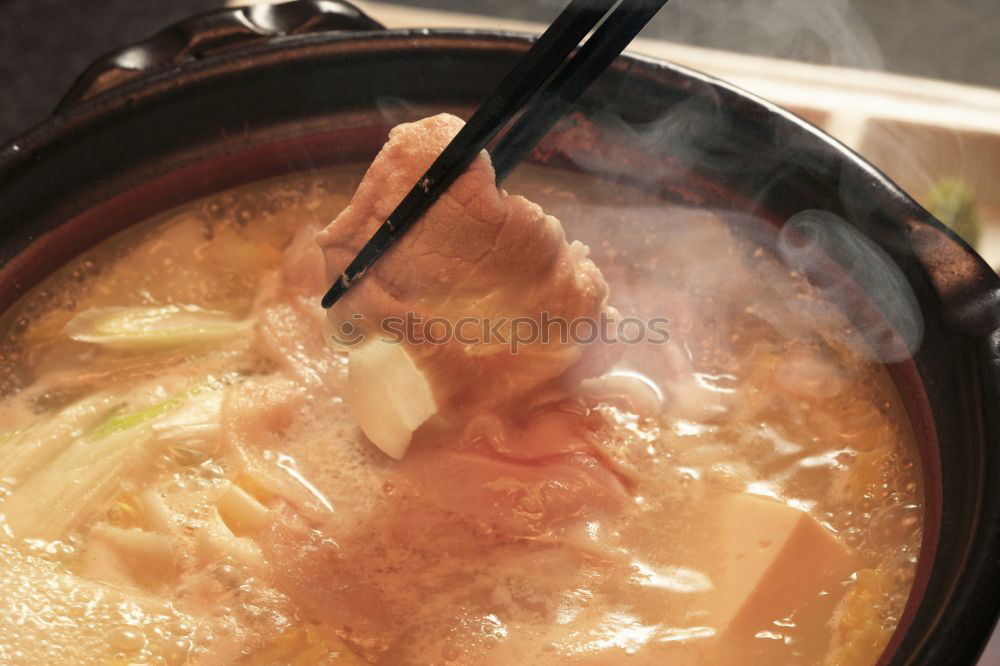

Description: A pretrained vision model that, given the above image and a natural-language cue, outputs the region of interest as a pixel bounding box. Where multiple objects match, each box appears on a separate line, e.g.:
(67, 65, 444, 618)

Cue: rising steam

(653, 0, 884, 70)
(778, 209, 923, 363)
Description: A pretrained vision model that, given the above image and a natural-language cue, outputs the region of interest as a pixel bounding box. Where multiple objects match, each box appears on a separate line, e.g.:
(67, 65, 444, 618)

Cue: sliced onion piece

(347, 339, 438, 460)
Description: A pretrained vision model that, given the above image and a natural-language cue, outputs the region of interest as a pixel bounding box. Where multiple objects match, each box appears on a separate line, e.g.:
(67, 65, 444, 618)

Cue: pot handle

(57, 0, 385, 111)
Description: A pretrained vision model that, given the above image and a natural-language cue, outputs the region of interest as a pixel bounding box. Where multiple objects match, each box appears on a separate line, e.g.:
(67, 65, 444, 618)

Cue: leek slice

(2, 426, 153, 541)
(64, 304, 252, 350)
(92, 396, 184, 440)
(79, 524, 178, 591)
(0, 385, 223, 541)
(0, 392, 121, 481)
(151, 389, 223, 443)
(94, 384, 221, 442)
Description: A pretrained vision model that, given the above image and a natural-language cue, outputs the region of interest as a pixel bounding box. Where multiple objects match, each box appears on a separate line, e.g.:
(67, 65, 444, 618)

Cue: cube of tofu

(711, 493, 860, 636)
(346, 338, 438, 460)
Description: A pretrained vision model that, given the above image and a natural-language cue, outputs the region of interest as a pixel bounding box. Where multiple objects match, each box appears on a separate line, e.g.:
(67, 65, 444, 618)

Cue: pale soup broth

(0, 163, 922, 665)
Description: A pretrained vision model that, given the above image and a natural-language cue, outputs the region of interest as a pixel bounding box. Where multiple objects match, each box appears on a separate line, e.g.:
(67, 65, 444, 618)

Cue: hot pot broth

(0, 161, 922, 665)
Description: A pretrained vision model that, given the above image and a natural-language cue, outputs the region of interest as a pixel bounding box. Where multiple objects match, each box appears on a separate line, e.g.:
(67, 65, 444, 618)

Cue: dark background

(1, 0, 998, 144)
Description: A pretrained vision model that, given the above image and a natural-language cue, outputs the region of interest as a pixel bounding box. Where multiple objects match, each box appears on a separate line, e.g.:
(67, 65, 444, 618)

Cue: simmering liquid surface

(0, 165, 923, 665)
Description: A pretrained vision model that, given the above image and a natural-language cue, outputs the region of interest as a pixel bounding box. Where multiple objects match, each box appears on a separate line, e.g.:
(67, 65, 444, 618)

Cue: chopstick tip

(320, 287, 340, 309)
(321, 273, 350, 309)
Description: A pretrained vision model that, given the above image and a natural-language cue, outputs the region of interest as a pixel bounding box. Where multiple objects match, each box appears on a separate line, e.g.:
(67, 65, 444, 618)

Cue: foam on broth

(0, 164, 922, 665)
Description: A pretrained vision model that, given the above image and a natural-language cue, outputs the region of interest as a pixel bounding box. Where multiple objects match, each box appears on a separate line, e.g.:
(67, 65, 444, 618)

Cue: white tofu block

(711, 493, 860, 635)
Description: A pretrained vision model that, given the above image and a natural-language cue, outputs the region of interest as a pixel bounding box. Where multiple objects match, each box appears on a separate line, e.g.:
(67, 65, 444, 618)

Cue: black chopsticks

(322, 0, 668, 309)
(491, 0, 668, 183)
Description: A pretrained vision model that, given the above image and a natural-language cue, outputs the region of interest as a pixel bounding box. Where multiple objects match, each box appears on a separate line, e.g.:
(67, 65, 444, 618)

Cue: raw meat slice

(318, 114, 618, 457)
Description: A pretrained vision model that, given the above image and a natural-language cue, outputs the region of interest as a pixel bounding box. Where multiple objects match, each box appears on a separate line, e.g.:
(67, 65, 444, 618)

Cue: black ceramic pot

(0, 1, 997, 664)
